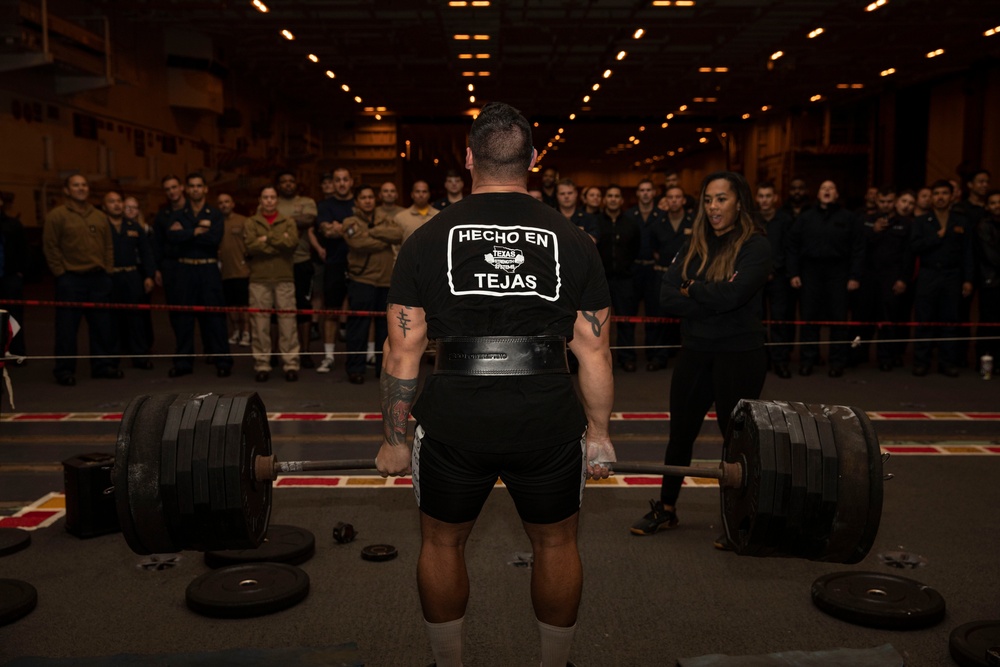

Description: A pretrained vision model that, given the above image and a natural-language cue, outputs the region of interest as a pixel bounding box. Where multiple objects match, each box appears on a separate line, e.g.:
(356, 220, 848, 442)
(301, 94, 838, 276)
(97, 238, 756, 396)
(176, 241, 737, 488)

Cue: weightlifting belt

(434, 336, 569, 376)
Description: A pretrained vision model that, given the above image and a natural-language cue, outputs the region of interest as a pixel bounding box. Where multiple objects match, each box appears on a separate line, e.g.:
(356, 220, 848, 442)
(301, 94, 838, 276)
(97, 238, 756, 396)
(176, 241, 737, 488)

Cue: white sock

(424, 617, 464, 667)
(538, 619, 575, 667)
(324, 343, 334, 358)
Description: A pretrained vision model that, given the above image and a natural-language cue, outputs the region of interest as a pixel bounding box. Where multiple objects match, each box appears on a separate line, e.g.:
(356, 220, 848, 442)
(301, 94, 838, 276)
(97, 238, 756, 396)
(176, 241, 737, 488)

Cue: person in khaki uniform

(343, 184, 403, 384)
(42, 173, 118, 385)
(394, 180, 439, 249)
(217, 193, 251, 346)
(244, 185, 301, 382)
(276, 171, 319, 367)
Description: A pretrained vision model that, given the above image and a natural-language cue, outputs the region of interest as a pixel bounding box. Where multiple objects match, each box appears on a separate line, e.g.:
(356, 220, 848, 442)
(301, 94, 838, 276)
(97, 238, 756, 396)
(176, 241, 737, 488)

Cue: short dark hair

(930, 179, 953, 193)
(161, 174, 181, 186)
(354, 184, 376, 199)
(898, 189, 916, 199)
(637, 178, 655, 189)
(663, 170, 679, 179)
(556, 178, 576, 189)
(185, 172, 206, 186)
(756, 181, 776, 193)
(967, 169, 991, 183)
(444, 169, 461, 179)
(877, 185, 896, 197)
(275, 170, 296, 182)
(468, 102, 534, 181)
(63, 172, 85, 188)
(605, 184, 623, 196)
(320, 172, 334, 181)
(986, 189, 1000, 200)
(258, 185, 277, 197)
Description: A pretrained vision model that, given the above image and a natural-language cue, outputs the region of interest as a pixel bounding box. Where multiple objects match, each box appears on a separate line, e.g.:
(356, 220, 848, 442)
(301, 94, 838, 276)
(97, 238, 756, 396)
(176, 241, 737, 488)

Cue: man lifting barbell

(375, 101, 617, 667)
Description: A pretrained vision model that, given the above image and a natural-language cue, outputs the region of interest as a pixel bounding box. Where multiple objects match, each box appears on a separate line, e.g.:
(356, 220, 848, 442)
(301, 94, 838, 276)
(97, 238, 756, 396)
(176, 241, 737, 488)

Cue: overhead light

(666, 113, 674, 119)
(699, 67, 711, 72)
(808, 28, 824, 38)
(470, 95, 476, 103)
(472, 35, 489, 40)
(761, 105, 770, 111)
(699, 137, 708, 143)
(603, 69, 612, 78)
(693, 97, 705, 102)
(281, 29, 294, 40)
(355, 96, 362, 103)
(325, 70, 335, 79)
(462, 71, 475, 76)
(554, 134, 560, 141)
(706, 97, 717, 102)
(569, 113, 576, 120)
(583, 95, 590, 103)
(633, 28, 645, 39)
(742, 113, 750, 119)
(449, 1, 467, 5)
(558, 128, 564, 133)
(987, 26, 1000, 37)
(633, 139, 640, 144)
(308, 54, 319, 63)
(628, 135, 636, 142)
(668, 151, 675, 156)
(454, 34, 470, 40)
(377, 106, 386, 111)
(476, 53, 490, 59)
(592, 83, 600, 91)
(341, 84, 350, 92)
(638, 126, 645, 131)
(653, 0, 695, 4)
(459, 54, 473, 59)
(365, 107, 374, 112)
(810, 94, 822, 102)
(836, 83, 865, 89)
(880, 67, 896, 76)
(678, 147, 684, 153)
(678, 104, 687, 111)
(926, 48, 944, 58)
(252, 0, 268, 12)
(865, 0, 887, 11)
(478, 71, 490, 76)
(471, 0, 490, 5)
(661, 122, 668, 128)
(468, 84, 474, 91)
(770, 50, 783, 61)
(375, 114, 381, 120)
(617, 50, 627, 60)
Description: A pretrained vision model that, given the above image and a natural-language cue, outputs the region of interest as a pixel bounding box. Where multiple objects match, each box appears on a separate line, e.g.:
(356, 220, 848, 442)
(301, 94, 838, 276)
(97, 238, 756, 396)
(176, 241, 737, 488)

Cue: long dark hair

(681, 171, 762, 282)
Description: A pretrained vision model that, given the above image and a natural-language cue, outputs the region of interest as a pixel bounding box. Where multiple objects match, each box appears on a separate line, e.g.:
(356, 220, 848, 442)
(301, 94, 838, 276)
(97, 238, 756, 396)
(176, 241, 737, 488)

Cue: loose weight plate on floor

(185, 562, 310, 618)
(204, 525, 315, 568)
(949, 620, 1000, 667)
(0, 528, 30, 557)
(361, 544, 398, 562)
(0, 579, 38, 626)
(811, 571, 946, 630)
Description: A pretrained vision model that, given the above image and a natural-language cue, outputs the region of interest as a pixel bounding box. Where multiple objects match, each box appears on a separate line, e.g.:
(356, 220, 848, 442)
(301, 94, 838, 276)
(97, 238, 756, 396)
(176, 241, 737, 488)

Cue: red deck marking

(987, 446, 1000, 454)
(620, 413, 670, 420)
(964, 413, 1000, 420)
(12, 413, 70, 421)
(363, 414, 383, 420)
(273, 413, 327, 420)
(876, 412, 931, 419)
(706, 412, 717, 419)
(622, 476, 661, 485)
(393, 478, 413, 486)
(0, 511, 60, 528)
(883, 445, 939, 454)
(100, 413, 123, 420)
(275, 477, 342, 487)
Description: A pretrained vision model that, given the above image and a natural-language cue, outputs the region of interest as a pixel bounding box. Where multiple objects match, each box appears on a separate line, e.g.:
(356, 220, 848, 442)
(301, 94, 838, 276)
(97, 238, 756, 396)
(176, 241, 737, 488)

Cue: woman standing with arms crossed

(630, 171, 771, 546)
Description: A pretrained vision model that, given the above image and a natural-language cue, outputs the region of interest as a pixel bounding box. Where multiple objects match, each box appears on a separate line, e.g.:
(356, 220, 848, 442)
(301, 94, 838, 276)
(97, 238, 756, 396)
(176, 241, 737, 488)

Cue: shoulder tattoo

(582, 310, 609, 337)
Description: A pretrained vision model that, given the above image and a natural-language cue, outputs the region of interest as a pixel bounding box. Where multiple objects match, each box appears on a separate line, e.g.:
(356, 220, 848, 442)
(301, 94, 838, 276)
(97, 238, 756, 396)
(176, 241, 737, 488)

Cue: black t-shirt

(316, 197, 354, 265)
(389, 192, 611, 452)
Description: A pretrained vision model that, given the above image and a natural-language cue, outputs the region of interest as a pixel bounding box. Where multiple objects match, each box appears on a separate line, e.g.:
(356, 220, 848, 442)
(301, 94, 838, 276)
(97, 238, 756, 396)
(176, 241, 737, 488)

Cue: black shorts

(323, 263, 349, 312)
(411, 426, 586, 525)
(222, 278, 249, 307)
(293, 261, 314, 323)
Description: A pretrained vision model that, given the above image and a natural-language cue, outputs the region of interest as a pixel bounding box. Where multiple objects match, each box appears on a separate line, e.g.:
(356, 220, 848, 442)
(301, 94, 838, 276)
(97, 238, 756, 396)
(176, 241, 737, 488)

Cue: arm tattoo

(388, 303, 412, 338)
(582, 310, 610, 337)
(380, 372, 418, 447)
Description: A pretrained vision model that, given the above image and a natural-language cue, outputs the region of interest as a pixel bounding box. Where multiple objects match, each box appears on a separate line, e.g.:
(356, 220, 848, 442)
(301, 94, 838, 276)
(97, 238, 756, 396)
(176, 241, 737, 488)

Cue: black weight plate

(811, 406, 841, 559)
(208, 395, 235, 548)
(114, 394, 150, 554)
(811, 571, 946, 630)
(223, 393, 272, 550)
(191, 394, 220, 551)
(764, 403, 794, 555)
(204, 525, 315, 568)
(789, 402, 826, 554)
(850, 406, 884, 567)
(721, 401, 774, 557)
(0, 528, 30, 558)
(174, 397, 201, 547)
(185, 562, 309, 619)
(823, 405, 872, 564)
(127, 393, 179, 554)
(777, 404, 809, 555)
(361, 544, 398, 562)
(0, 579, 38, 626)
(159, 396, 189, 549)
(949, 621, 1000, 667)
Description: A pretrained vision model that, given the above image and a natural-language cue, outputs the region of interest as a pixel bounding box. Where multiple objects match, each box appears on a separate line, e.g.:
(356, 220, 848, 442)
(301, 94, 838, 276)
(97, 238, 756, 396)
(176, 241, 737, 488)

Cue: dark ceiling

(98, 0, 1000, 171)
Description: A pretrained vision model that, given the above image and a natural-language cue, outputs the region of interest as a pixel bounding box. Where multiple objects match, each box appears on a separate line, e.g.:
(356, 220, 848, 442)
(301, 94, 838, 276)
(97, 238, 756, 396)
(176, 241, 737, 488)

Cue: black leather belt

(434, 336, 569, 376)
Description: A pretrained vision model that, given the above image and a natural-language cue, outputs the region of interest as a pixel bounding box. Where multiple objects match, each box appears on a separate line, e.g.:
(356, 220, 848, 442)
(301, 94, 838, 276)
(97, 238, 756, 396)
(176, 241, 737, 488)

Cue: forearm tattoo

(388, 302, 412, 338)
(582, 310, 610, 337)
(380, 372, 418, 447)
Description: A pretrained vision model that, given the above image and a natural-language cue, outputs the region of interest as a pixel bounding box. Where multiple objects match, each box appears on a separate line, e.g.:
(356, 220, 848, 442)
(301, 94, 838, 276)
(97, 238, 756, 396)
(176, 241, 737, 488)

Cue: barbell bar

(112, 392, 884, 564)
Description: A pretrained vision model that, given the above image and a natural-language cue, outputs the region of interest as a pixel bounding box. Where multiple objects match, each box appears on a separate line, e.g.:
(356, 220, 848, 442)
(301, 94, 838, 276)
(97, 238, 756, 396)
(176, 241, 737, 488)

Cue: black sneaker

(629, 499, 678, 536)
(713, 534, 734, 551)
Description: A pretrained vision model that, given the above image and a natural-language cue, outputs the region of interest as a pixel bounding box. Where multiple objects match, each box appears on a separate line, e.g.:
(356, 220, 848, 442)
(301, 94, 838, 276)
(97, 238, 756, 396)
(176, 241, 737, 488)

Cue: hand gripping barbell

(112, 393, 883, 563)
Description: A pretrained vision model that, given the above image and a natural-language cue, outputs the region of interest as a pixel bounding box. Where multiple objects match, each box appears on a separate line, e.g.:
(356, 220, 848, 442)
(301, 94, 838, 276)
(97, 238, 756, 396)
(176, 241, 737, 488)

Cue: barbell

(112, 392, 884, 563)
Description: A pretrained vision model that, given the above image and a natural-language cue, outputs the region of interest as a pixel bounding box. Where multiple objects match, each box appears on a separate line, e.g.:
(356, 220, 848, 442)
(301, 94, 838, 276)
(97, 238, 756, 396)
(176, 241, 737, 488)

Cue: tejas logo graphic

(484, 246, 525, 273)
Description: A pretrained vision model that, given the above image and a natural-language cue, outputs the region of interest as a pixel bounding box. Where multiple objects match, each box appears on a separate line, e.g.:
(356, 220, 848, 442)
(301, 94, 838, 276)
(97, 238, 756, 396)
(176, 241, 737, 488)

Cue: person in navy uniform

(376, 102, 615, 667)
(754, 182, 795, 378)
(165, 173, 233, 378)
(910, 179, 974, 377)
(626, 179, 670, 370)
(649, 184, 695, 370)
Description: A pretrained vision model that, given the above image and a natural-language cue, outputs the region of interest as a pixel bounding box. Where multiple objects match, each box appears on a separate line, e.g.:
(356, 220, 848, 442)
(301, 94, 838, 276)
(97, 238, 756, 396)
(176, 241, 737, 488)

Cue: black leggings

(660, 346, 768, 506)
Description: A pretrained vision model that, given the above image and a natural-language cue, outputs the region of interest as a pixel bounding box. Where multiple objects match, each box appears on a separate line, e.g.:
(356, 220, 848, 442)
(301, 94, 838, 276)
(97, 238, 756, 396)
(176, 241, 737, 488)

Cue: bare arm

(567, 307, 616, 479)
(376, 302, 428, 476)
